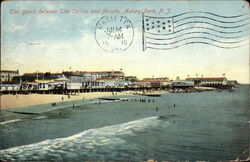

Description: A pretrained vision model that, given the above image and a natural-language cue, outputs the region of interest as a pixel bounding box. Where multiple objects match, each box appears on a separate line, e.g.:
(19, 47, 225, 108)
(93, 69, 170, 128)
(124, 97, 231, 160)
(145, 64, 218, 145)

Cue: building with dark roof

(0, 70, 19, 83)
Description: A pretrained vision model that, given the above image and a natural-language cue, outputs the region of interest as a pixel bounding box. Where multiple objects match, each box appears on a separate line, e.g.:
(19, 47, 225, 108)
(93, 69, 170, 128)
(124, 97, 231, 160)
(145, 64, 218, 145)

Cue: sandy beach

(0, 89, 169, 110)
(0, 91, 130, 110)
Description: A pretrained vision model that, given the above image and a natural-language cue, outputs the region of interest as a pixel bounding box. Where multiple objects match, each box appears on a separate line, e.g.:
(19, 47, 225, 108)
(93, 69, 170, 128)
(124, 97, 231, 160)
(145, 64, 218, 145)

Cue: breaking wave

(0, 116, 163, 161)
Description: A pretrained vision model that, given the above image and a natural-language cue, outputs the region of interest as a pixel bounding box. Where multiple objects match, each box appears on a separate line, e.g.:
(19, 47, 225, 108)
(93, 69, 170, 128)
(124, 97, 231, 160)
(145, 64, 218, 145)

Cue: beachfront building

(43, 72, 66, 80)
(62, 71, 87, 89)
(21, 82, 38, 90)
(66, 82, 83, 90)
(36, 79, 70, 91)
(170, 76, 195, 88)
(124, 76, 139, 82)
(62, 70, 125, 88)
(21, 72, 67, 82)
(62, 71, 83, 82)
(138, 80, 161, 87)
(171, 80, 195, 88)
(18, 72, 69, 90)
(143, 77, 169, 82)
(79, 70, 125, 88)
(141, 77, 171, 87)
(0, 84, 20, 91)
(82, 78, 121, 88)
(37, 81, 51, 90)
(186, 77, 227, 87)
(95, 78, 120, 87)
(0, 70, 19, 83)
(117, 80, 138, 87)
(21, 72, 45, 82)
(227, 80, 238, 86)
(80, 70, 125, 80)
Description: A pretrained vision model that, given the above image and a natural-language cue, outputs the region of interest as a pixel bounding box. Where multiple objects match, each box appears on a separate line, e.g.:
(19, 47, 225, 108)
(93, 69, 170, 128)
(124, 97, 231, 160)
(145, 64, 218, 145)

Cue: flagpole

(142, 13, 145, 51)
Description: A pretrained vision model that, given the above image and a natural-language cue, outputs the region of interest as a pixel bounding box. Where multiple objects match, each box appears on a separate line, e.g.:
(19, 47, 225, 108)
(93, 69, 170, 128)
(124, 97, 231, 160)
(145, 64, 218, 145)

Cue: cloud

(41, 2, 56, 10)
(36, 14, 58, 26)
(83, 15, 96, 25)
(7, 24, 27, 32)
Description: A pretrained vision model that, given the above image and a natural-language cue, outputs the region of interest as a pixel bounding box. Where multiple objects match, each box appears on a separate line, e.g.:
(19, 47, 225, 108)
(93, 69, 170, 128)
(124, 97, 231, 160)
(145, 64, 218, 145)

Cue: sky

(1, 0, 249, 83)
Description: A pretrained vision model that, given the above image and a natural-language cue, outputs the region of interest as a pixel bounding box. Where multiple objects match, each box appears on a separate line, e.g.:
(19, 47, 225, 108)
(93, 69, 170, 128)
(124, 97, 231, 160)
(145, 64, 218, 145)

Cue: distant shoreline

(0, 90, 165, 110)
(0, 85, 239, 110)
(0, 92, 120, 110)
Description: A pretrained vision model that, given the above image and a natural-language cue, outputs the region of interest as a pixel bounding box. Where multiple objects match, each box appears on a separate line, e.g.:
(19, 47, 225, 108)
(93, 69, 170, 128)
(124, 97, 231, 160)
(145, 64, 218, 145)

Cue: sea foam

(0, 116, 160, 160)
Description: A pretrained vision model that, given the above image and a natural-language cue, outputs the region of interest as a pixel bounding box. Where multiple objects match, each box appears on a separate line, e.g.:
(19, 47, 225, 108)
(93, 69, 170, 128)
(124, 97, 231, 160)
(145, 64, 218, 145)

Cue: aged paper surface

(0, 0, 249, 161)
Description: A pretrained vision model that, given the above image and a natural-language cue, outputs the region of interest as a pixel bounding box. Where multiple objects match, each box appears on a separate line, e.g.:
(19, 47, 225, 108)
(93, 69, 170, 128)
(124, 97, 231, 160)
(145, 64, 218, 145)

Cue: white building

(80, 70, 125, 80)
(186, 77, 227, 86)
(67, 82, 83, 90)
(95, 78, 120, 87)
(171, 80, 195, 87)
(0, 84, 20, 91)
(143, 77, 171, 86)
(36, 78, 69, 90)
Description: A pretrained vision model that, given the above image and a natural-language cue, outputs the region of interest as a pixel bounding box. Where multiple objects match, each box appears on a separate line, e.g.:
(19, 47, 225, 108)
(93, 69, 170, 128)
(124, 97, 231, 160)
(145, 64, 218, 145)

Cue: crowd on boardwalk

(0, 70, 238, 92)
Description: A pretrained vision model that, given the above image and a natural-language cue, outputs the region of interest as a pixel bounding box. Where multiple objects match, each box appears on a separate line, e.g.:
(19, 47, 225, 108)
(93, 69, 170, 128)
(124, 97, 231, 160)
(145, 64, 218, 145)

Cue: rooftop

(79, 71, 124, 74)
(23, 73, 45, 76)
(96, 78, 119, 81)
(186, 77, 226, 80)
(138, 80, 161, 83)
(0, 70, 18, 73)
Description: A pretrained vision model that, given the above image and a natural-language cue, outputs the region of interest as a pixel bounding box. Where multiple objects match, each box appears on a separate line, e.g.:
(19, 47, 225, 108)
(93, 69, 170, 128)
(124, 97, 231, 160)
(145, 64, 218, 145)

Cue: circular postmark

(95, 15, 134, 53)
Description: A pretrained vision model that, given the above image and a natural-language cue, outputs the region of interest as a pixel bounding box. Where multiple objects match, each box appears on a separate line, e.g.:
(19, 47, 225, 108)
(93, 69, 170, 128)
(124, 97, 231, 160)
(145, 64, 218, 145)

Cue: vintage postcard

(0, 0, 249, 161)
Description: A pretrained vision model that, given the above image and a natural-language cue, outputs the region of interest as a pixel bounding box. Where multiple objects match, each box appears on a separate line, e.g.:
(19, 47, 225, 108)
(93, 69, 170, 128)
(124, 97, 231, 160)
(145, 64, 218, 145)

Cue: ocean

(0, 85, 249, 161)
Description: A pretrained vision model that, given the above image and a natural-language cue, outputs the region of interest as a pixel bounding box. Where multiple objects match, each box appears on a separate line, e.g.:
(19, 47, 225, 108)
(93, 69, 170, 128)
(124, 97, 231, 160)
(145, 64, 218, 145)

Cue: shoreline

(0, 92, 125, 110)
(0, 90, 167, 110)
(0, 87, 218, 110)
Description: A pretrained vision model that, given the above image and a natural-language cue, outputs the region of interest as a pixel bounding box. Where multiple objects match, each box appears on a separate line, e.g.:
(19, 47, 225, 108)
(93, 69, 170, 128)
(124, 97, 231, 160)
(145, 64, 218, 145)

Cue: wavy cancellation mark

(142, 11, 250, 50)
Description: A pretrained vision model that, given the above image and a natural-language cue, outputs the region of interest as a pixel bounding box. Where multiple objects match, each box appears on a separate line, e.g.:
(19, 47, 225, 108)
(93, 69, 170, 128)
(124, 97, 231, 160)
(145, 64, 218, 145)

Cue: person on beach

(62, 97, 64, 101)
